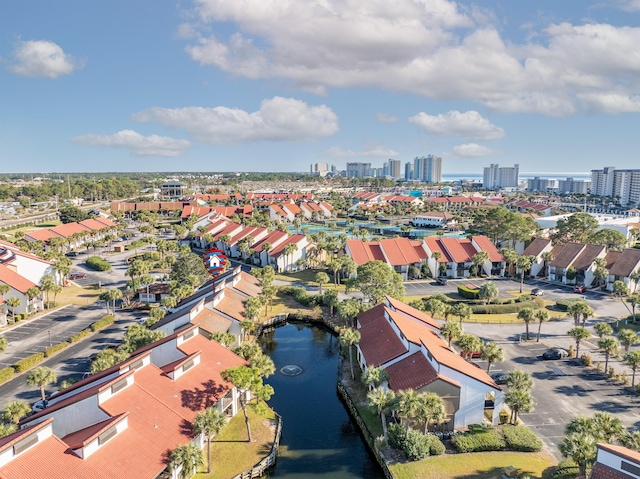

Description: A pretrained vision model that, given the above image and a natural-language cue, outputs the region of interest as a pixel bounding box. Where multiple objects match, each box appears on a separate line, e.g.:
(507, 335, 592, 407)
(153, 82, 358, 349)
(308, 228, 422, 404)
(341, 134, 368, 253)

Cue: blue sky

(1, 0, 639, 174)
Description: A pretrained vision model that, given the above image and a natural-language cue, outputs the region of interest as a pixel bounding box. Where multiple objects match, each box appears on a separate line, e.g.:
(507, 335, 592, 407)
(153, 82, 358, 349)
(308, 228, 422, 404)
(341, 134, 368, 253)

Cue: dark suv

(436, 277, 448, 285)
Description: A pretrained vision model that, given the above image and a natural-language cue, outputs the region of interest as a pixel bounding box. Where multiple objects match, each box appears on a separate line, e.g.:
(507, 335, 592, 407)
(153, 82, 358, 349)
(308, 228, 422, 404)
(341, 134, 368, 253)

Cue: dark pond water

(260, 322, 384, 479)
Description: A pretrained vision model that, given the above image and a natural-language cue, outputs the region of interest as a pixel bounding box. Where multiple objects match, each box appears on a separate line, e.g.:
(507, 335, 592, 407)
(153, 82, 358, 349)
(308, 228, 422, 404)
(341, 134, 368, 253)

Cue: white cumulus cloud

(9, 40, 83, 78)
(376, 113, 398, 124)
(409, 110, 505, 140)
(181, 0, 640, 115)
(132, 97, 338, 144)
(452, 143, 503, 158)
(71, 130, 191, 157)
(328, 143, 399, 159)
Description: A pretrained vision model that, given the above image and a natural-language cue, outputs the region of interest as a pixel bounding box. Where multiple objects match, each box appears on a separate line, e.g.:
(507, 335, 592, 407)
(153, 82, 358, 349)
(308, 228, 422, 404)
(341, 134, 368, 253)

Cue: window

(98, 426, 117, 445)
(129, 359, 144, 370)
(111, 378, 127, 394)
(182, 359, 195, 372)
(182, 329, 195, 341)
(13, 434, 38, 455)
(621, 461, 640, 477)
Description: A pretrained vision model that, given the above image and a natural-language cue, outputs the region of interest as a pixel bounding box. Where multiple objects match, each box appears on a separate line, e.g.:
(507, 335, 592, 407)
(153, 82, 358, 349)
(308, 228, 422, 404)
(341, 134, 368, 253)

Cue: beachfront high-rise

(413, 155, 442, 183)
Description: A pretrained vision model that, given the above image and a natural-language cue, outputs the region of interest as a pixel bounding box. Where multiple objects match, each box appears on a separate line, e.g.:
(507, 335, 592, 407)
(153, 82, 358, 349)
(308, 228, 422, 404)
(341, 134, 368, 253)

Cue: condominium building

(527, 177, 556, 192)
(310, 162, 330, 177)
(413, 155, 442, 183)
(404, 161, 414, 180)
(558, 177, 591, 195)
(483, 164, 519, 189)
(591, 166, 640, 206)
(346, 162, 372, 178)
(386, 159, 402, 179)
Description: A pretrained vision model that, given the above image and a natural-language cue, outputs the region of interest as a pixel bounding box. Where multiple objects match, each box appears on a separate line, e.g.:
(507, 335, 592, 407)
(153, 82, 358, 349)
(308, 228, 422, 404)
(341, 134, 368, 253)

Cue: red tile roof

(589, 463, 634, 479)
(410, 241, 429, 260)
(0, 264, 38, 294)
(386, 296, 440, 330)
(268, 234, 306, 258)
(50, 222, 92, 238)
(25, 228, 64, 242)
(251, 230, 288, 252)
(573, 245, 607, 271)
(550, 243, 585, 268)
(379, 238, 422, 265)
(472, 236, 504, 262)
(346, 240, 386, 265)
(522, 238, 552, 257)
(424, 237, 452, 262)
(609, 248, 640, 277)
(358, 306, 408, 367)
(385, 352, 460, 391)
(440, 237, 473, 263)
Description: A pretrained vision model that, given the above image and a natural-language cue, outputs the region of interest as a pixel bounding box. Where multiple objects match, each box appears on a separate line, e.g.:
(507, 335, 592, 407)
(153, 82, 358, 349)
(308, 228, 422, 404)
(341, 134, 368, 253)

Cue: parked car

(574, 285, 586, 293)
(531, 288, 544, 296)
(69, 272, 87, 280)
(542, 348, 568, 360)
(31, 399, 48, 413)
(436, 277, 448, 286)
(460, 350, 481, 359)
(491, 372, 508, 385)
(65, 251, 79, 257)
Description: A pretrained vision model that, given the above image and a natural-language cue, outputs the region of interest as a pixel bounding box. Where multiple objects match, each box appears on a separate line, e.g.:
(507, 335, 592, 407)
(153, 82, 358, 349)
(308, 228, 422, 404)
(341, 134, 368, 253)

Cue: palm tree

(559, 433, 597, 478)
(594, 322, 613, 338)
(593, 411, 624, 443)
(628, 293, 640, 322)
(339, 328, 361, 380)
(453, 303, 471, 325)
(506, 369, 534, 392)
(516, 255, 533, 293)
(367, 387, 395, 446)
(169, 443, 204, 479)
(26, 366, 57, 402)
(500, 247, 518, 277)
(396, 389, 421, 433)
(517, 307, 534, 340)
(471, 251, 489, 277)
(0, 284, 10, 313)
(416, 391, 446, 433)
(567, 301, 589, 327)
(598, 336, 620, 372)
(618, 328, 639, 353)
(0, 337, 7, 353)
(440, 321, 463, 348)
(25, 286, 41, 315)
(541, 251, 554, 278)
(192, 407, 226, 473)
(478, 281, 498, 305)
(504, 389, 534, 425)
(315, 272, 329, 294)
(6, 297, 21, 323)
(630, 270, 640, 293)
(535, 310, 549, 342)
(361, 367, 389, 389)
(624, 351, 640, 387)
(51, 284, 62, 307)
(480, 342, 504, 373)
(568, 326, 590, 358)
(2, 400, 31, 424)
(458, 334, 482, 360)
(431, 251, 442, 279)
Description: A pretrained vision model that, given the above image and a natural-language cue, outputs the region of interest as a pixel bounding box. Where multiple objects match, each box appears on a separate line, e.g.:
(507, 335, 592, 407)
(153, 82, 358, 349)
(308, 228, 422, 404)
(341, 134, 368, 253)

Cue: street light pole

(48, 330, 51, 348)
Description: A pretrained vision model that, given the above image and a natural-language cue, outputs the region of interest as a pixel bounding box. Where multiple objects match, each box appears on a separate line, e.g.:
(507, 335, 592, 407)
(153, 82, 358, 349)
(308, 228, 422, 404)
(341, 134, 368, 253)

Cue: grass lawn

(4, 220, 61, 241)
(389, 451, 557, 479)
(46, 284, 102, 308)
(254, 292, 320, 322)
(194, 402, 277, 479)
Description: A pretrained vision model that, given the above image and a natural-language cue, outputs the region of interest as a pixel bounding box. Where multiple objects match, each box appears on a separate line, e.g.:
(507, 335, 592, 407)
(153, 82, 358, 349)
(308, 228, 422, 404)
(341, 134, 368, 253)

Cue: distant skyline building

(558, 177, 591, 195)
(413, 155, 442, 183)
(483, 163, 519, 189)
(346, 162, 372, 178)
(527, 177, 556, 192)
(387, 159, 401, 179)
(591, 166, 640, 206)
(310, 162, 330, 177)
(404, 161, 414, 181)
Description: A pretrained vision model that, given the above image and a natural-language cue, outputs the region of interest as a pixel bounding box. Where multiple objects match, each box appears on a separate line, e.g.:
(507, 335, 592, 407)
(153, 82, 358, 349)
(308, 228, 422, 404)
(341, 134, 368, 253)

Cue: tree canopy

(353, 260, 405, 304)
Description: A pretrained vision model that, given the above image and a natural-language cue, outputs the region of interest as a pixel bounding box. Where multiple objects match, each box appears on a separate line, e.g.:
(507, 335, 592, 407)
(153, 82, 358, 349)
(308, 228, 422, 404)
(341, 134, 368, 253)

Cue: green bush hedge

(70, 329, 92, 343)
(556, 298, 588, 311)
(387, 423, 444, 461)
(471, 299, 545, 314)
(13, 352, 45, 373)
(86, 256, 111, 271)
(458, 285, 480, 299)
(501, 425, 543, 452)
(91, 315, 115, 332)
(44, 341, 70, 358)
(0, 367, 15, 384)
(555, 459, 580, 479)
(452, 425, 506, 452)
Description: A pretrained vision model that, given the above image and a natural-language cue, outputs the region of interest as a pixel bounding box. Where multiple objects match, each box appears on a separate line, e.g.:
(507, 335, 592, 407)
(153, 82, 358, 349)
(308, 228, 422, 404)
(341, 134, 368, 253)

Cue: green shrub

(499, 409, 510, 425)
(279, 286, 319, 306)
(580, 353, 593, 366)
(13, 352, 45, 373)
(70, 329, 92, 343)
(91, 315, 115, 332)
(86, 256, 111, 271)
(458, 285, 479, 299)
(555, 298, 588, 311)
(555, 459, 580, 479)
(0, 367, 15, 384)
(387, 424, 431, 461)
(502, 425, 543, 452)
(452, 426, 506, 452)
(471, 299, 544, 314)
(428, 435, 446, 455)
(44, 341, 70, 357)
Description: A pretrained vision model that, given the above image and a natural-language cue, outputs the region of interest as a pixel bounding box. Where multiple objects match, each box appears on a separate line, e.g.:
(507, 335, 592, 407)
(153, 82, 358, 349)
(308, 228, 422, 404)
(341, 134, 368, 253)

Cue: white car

(32, 399, 49, 413)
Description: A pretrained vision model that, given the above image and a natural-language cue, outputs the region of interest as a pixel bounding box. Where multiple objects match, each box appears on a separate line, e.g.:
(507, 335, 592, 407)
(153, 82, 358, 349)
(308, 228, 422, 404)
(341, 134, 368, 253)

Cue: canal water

(260, 322, 384, 479)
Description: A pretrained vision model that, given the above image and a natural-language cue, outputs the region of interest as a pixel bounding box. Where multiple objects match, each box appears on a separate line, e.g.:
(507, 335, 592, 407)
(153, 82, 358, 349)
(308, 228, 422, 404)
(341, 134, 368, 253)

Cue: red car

(69, 273, 87, 280)
(460, 350, 481, 359)
(574, 285, 586, 293)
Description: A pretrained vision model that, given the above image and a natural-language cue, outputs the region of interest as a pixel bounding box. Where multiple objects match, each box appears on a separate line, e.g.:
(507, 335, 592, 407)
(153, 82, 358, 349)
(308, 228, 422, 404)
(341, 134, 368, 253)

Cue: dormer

(63, 412, 129, 459)
(97, 370, 135, 404)
(0, 418, 54, 468)
(161, 351, 202, 380)
(212, 289, 225, 308)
